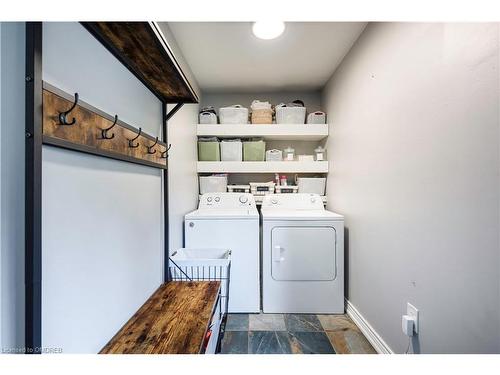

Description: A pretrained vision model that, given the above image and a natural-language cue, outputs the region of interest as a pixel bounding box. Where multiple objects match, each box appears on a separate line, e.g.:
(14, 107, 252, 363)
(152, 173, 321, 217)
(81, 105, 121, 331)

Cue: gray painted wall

(323, 23, 500, 353)
(41, 22, 163, 353)
(0, 22, 25, 352)
(167, 103, 200, 254)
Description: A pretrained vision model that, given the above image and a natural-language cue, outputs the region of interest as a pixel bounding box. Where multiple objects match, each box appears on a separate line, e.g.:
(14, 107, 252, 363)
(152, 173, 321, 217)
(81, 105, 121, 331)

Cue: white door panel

(271, 226, 336, 281)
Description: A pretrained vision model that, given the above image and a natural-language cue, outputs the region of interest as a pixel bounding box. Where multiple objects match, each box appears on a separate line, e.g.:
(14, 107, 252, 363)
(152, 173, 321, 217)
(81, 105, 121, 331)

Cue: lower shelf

(197, 161, 329, 173)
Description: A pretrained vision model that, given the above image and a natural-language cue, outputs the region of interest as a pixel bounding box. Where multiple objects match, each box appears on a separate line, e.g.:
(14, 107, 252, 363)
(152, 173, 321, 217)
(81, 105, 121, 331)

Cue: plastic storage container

(243, 139, 266, 161)
(283, 146, 295, 161)
(199, 111, 218, 124)
(314, 146, 327, 161)
(220, 139, 242, 161)
(198, 138, 220, 161)
(307, 111, 326, 124)
(250, 182, 275, 196)
(297, 177, 326, 195)
(219, 105, 248, 124)
(199, 175, 228, 194)
(265, 149, 283, 162)
(276, 106, 307, 124)
(227, 185, 250, 193)
(275, 185, 298, 194)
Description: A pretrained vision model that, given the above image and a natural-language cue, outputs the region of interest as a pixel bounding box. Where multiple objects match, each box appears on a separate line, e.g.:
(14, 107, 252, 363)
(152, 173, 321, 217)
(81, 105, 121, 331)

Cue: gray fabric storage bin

(243, 139, 266, 161)
(198, 137, 220, 161)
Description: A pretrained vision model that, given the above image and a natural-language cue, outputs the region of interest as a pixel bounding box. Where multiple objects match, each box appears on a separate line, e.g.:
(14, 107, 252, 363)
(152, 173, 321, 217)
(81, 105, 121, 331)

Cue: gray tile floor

(219, 313, 377, 354)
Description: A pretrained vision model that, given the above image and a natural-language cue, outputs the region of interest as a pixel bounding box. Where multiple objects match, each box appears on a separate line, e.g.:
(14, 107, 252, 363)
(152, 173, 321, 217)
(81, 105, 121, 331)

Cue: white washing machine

(184, 193, 260, 313)
(261, 194, 344, 313)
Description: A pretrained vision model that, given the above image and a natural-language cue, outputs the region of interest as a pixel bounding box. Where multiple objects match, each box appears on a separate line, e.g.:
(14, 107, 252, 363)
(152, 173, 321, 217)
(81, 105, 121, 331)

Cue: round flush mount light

(252, 21, 285, 40)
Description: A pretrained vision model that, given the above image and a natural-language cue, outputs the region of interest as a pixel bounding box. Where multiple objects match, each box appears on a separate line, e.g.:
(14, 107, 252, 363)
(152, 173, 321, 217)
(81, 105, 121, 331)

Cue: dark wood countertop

(100, 281, 220, 354)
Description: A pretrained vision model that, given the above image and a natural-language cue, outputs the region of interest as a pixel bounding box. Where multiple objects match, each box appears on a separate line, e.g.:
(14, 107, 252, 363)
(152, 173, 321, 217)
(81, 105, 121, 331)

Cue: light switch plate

(407, 303, 419, 334)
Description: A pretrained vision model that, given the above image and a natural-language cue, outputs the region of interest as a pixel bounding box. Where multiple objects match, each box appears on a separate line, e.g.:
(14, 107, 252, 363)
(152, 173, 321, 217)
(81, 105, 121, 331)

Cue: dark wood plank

(42, 87, 168, 169)
(100, 282, 220, 354)
(81, 22, 198, 104)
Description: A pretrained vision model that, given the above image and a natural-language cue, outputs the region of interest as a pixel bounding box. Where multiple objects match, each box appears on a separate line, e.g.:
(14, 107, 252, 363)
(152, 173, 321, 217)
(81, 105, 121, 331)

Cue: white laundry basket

(219, 105, 249, 124)
(276, 107, 306, 124)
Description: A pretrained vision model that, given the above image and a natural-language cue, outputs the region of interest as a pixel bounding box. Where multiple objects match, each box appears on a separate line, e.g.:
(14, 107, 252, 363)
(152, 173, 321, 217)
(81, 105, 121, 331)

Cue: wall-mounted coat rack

(42, 82, 169, 169)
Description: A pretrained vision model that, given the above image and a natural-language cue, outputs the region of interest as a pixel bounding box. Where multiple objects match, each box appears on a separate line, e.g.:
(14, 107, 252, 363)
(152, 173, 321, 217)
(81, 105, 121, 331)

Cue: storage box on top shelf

(276, 106, 306, 124)
(307, 111, 326, 124)
(219, 105, 249, 124)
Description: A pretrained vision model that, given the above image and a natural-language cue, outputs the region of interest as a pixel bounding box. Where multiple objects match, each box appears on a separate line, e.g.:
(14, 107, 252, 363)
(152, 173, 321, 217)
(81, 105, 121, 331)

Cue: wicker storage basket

(251, 109, 273, 124)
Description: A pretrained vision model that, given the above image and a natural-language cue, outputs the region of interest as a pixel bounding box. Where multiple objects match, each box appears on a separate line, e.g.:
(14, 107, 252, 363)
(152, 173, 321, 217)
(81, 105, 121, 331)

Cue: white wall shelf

(197, 124, 328, 141)
(197, 161, 329, 173)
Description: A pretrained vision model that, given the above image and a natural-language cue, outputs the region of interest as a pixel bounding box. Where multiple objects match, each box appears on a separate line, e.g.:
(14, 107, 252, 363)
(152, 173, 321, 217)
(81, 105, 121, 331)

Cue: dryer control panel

(262, 193, 324, 210)
(199, 193, 256, 209)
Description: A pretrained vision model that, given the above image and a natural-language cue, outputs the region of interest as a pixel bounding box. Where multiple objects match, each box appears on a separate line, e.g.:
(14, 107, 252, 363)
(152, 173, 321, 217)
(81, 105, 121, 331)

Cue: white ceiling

(168, 22, 367, 93)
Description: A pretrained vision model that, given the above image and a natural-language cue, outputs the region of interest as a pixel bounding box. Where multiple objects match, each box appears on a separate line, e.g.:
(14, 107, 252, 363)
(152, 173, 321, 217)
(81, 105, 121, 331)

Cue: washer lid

(185, 208, 259, 220)
(261, 209, 343, 221)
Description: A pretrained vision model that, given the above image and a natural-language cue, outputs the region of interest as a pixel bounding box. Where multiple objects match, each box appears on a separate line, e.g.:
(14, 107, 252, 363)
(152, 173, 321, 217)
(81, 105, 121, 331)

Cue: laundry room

(1, 2, 500, 370)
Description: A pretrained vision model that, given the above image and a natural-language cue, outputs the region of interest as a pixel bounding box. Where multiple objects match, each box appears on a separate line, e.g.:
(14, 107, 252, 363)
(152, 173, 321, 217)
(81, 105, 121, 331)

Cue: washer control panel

(199, 193, 256, 209)
(262, 193, 324, 210)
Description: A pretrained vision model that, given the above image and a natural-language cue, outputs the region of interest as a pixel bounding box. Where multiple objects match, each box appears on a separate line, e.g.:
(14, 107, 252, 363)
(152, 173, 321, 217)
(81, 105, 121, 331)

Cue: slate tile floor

(219, 313, 377, 354)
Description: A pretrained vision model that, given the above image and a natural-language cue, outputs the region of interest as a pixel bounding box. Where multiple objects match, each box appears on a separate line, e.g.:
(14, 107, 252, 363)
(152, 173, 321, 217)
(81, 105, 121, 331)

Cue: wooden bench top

(100, 281, 220, 354)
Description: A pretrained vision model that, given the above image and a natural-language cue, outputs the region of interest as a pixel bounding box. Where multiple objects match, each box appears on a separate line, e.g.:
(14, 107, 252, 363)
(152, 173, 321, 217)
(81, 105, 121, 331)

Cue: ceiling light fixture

(252, 21, 285, 40)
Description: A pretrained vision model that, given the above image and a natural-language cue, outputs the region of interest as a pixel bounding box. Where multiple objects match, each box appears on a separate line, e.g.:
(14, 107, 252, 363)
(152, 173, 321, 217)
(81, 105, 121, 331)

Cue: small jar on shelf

(283, 146, 295, 161)
(314, 146, 326, 161)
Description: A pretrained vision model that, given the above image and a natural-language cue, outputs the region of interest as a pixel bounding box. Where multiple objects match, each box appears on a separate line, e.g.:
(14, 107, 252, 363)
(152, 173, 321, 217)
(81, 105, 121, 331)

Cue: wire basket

(168, 248, 231, 316)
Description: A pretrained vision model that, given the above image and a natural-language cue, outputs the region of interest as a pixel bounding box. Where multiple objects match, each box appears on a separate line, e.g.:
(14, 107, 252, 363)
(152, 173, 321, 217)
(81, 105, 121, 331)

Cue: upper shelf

(81, 22, 199, 104)
(197, 124, 329, 141)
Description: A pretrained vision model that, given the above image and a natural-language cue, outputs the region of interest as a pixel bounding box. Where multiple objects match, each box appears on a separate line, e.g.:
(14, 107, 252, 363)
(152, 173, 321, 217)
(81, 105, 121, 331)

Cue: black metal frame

(24, 21, 193, 353)
(25, 21, 43, 354)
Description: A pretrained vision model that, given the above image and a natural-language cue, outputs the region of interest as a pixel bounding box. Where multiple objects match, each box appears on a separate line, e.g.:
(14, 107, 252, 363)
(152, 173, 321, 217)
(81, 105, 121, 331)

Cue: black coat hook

(58, 93, 79, 125)
(161, 144, 172, 158)
(100, 115, 118, 140)
(146, 137, 159, 155)
(128, 128, 142, 148)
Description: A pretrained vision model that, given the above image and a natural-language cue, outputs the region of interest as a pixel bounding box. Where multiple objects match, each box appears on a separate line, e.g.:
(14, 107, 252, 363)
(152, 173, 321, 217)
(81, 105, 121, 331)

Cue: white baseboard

(345, 299, 394, 354)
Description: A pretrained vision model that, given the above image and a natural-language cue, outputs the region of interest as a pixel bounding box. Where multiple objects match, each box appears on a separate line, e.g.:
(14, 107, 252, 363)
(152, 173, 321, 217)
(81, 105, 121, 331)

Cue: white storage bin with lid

(297, 177, 326, 195)
(220, 139, 243, 161)
(227, 185, 250, 193)
(275, 185, 298, 194)
(307, 111, 326, 124)
(276, 106, 306, 124)
(250, 182, 275, 196)
(314, 146, 327, 161)
(266, 149, 283, 162)
(219, 105, 249, 124)
(199, 111, 218, 124)
(283, 146, 295, 161)
(199, 175, 228, 194)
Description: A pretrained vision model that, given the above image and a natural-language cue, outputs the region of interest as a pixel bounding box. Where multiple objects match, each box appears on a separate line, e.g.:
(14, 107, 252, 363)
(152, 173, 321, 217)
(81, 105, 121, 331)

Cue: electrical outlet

(407, 303, 419, 334)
